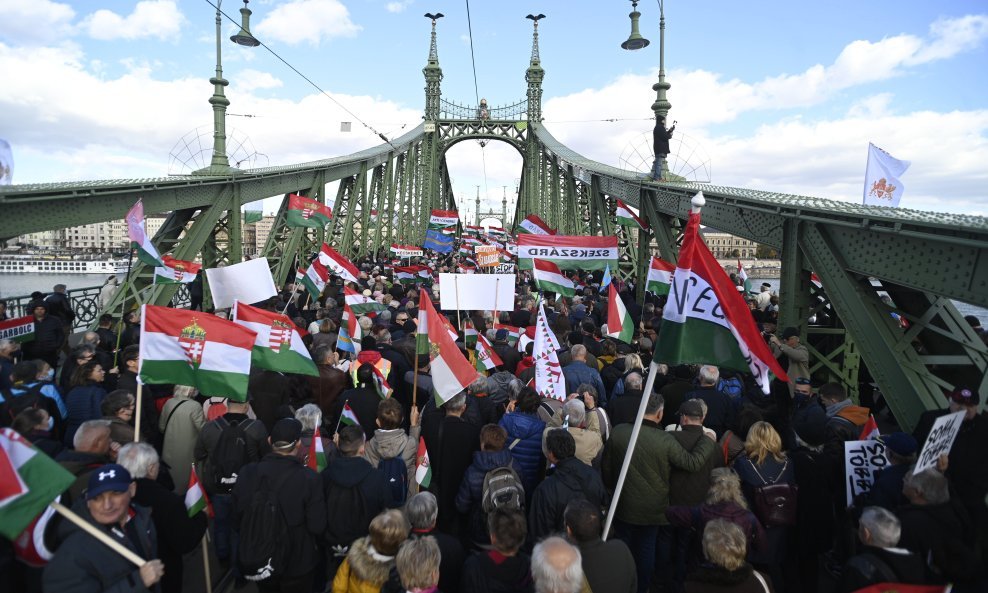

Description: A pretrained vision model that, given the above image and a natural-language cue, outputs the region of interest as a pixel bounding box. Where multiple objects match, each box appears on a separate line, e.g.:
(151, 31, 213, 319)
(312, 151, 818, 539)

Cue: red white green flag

(0, 428, 75, 540)
(532, 258, 576, 297)
(232, 301, 318, 377)
(492, 323, 521, 347)
(286, 194, 332, 228)
(185, 464, 212, 518)
(297, 258, 328, 300)
(340, 402, 359, 427)
(860, 415, 880, 440)
(0, 315, 34, 344)
(517, 213, 556, 235)
(464, 318, 478, 349)
(153, 255, 202, 285)
(428, 209, 459, 232)
(474, 334, 503, 372)
(517, 235, 618, 272)
(646, 256, 675, 296)
(415, 437, 431, 488)
(606, 283, 635, 343)
(318, 244, 359, 283)
(615, 199, 647, 229)
(419, 291, 476, 405)
(125, 199, 165, 267)
(653, 194, 789, 394)
(344, 286, 388, 316)
(307, 426, 328, 472)
(139, 305, 257, 402)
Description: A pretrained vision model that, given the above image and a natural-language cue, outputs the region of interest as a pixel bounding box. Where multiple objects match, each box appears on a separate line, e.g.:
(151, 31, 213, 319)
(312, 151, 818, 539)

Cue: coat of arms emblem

(178, 319, 206, 366)
(268, 320, 292, 353)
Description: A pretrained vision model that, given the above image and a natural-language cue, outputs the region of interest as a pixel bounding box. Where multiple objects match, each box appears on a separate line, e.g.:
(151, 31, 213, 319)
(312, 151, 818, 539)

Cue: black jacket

(578, 538, 638, 593)
(412, 528, 465, 593)
(607, 389, 645, 427)
(491, 341, 521, 375)
(432, 415, 481, 534)
(132, 477, 207, 593)
(44, 292, 75, 325)
(24, 315, 64, 357)
(455, 448, 523, 546)
(839, 545, 927, 593)
(193, 413, 270, 495)
(233, 454, 326, 577)
(669, 425, 720, 506)
(528, 456, 608, 542)
(685, 387, 736, 438)
(321, 455, 393, 545)
(460, 550, 534, 593)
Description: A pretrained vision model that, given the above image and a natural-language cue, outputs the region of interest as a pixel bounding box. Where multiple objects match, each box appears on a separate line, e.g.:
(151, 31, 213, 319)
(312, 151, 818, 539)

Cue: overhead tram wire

(204, 0, 396, 149)
(463, 0, 491, 222)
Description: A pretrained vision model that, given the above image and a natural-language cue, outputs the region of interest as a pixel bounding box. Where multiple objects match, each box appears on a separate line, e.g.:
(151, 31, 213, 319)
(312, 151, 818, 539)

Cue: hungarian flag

(457, 245, 473, 257)
(415, 437, 431, 488)
(394, 266, 423, 285)
(418, 291, 475, 405)
(185, 464, 212, 518)
(517, 213, 556, 235)
(533, 303, 566, 401)
(463, 225, 483, 236)
(286, 194, 332, 228)
(860, 415, 880, 440)
(0, 315, 34, 344)
(153, 255, 201, 285)
(318, 244, 359, 283)
(462, 237, 483, 247)
(475, 334, 503, 372)
(337, 305, 361, 354)
(428, 209, 459, 232)
(737, 260, 753, 295)
(492, 323, 521, 347)
(517, 235, 618, 272)
(125, 199, 165, 267)
(297, 258, 328, 300)
(232, 301, 318, 377)
(532, 259, 575, 297)
(244, 210, 263, 224)
(307, 426, 328, 472)
(0, 428, 75, 540)
(340, 402, 359, 427)
(139, 305, 257, 402)
(606, 283, 634, 343)
(344, 286, 387, 316)
(653, 194, 789, 394)
(646, 256, 675, 296)
(615, 199, 647, 229)
(464, 319, 478, 349)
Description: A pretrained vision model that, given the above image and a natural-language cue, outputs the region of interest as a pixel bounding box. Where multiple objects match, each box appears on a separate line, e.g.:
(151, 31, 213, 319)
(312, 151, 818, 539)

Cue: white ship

(0, 255, 129, 274)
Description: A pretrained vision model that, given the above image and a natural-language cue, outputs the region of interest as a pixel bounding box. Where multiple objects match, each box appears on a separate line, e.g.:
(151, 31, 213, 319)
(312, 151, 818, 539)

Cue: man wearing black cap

(769, 326, 810, 384)
(233, 417, 326, 592)
(43, 463, 166, 593)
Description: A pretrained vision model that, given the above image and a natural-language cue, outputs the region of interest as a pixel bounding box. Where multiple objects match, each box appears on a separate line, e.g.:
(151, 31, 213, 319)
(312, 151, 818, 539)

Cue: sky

(2, 0, 987, 220)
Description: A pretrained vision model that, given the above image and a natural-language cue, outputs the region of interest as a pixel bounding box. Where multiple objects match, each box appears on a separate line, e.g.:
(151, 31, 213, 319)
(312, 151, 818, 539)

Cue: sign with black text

(844, 440, 889, 506)
(914, 410, 965, 475)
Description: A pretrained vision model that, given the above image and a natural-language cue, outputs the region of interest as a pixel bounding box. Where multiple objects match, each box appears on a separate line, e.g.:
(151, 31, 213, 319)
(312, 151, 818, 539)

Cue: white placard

(493, 263, 516, 274)
(914, 410, 965, 475)
(205, 258, 277, 310)
(844, 440, 889, 506)
(438, 273, 515, 311)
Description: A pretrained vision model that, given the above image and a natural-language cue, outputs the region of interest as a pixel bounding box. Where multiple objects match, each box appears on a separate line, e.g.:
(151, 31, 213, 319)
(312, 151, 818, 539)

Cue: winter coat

(685, 387, 736, 438)
(666, 501, 767, 556)
(24, 315, 64, 362)
(498, 412, 546, 494)
(791, 396, 827, 446)
(455, 448, 523, 546)
(528, 457, 608, 542)
(562, 361, 607, 405)
(193, 413, 270, 496)
(322, 456, 393, 544)
(363, 425, 421, 500)
(43, 499, 158, 593)
(684, 563, 774, 593)
(839, 545, 927, 593)
(308, 363, 349, 425)
(659, 378, 694, 429)
(410, 527, 465, 593)
(669, 425, 721, 506)
(913, 409, 988, 522)
(233, 454, 327, 577)
(63, 384, 108, 446)
(578, 538, 637, 593)
(337, 386, 384, 440)
(607, 389, 645, 427)
(602, 419, 715, 526)
(542, 405, 603, 467)
(492, 341, 521, 375)
(132, 477, 207, 593)
(332, 536, 395, 593)
(159, 396, 205, 495)
(55, 448, 113, 505)
(433, 415, 481, 534)
(460, 550, 534, 593)
(248, 369, 297, 433)
(897, 500, 978, 582)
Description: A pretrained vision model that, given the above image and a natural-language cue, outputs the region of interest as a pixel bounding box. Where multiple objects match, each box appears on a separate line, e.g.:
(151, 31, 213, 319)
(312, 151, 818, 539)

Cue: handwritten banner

(914, 410, 965, 475)
(844, 439, 889, 506)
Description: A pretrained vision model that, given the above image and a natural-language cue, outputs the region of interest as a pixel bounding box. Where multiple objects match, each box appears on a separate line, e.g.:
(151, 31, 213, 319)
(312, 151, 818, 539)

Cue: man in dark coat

(840, 506, 926, 593)
(233, 418, 326, 590)
(564, 499, 637, 593)
(405, 492, 465, 593)
(22, 303, 64, 369)
(658, 365, 694, 429)
(684, 365, 735, 438)
(607, 372, 645, 427)
(491, 329, 521, 375)
(119, 442, 207, 593)
(306, 345, 348, 426)
(427, 392, 480, 536)
(529, 429, 608, 542)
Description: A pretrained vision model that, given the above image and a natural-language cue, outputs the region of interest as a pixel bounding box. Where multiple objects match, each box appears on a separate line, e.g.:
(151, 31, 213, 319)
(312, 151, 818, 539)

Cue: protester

(683, 519, 773, 593)
(332, 509, 410, 593)
(563, 499, 637, 593)
(460, 508, 534, 593)
(403, 492, 464, 593)
(839, 506, 925, 592)
(530, 536, 584, 593)
(158, 385, 205, 494)
(529, 429, 607, 543)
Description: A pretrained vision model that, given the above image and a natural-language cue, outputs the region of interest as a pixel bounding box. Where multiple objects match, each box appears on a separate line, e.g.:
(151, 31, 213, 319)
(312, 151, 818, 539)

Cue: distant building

(252, 215, 276, 254)
(701, 229, 758, 259)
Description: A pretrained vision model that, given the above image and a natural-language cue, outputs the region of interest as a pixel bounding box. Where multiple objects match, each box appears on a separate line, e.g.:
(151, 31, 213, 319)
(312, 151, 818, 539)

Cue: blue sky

(1, 0, 986, 217)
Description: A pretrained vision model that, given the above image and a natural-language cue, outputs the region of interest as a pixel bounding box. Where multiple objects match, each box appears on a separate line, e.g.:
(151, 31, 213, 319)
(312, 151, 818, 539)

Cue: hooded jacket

(332, 536, 395, 593)
(362, 425, 420, 500)
(528, 456, 609, 541)
(498, 412, 546, 494)
(455, 448, 522, 546)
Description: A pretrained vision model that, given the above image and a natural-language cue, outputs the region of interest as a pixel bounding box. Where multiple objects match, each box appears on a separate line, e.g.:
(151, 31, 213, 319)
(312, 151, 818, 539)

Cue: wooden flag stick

(133, 383, 143, 442)
(50, 501, 146, 567)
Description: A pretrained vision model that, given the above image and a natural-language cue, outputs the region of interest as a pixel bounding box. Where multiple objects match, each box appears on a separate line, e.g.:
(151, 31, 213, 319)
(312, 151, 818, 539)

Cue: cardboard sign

(844, 440, 889, 506)
(493, 263, 516, 274)
(438, 273, 515, 311)
(475, 245, 500, 268)
(914, 410, 965, 475)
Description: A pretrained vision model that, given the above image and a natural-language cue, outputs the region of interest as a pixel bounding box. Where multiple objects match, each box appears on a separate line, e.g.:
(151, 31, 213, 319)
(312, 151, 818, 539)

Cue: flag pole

(412, 353, 420, 409)
(202, 534, 213, 593)
(133, 383, 142, 442)
(333, 397, 349, 435)
(50, 501, 146, 566)
(454, 275, 462, 333)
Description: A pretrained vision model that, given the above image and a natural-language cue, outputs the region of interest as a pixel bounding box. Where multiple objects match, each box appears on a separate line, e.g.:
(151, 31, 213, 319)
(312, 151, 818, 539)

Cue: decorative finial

(424, 13, 444, 64)
(526, 14, 545, 65)
(691, 191, 705, 213)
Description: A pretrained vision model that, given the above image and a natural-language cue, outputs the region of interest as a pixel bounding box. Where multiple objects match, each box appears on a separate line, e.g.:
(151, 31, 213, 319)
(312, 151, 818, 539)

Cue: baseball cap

(86, 464, 133, 500)
(271, 418, 303, 448)
(678, 399, 705, 418)
(880, 432, 918, 457)
(948, 386, 980, 406)
(495, 329, 509, 341)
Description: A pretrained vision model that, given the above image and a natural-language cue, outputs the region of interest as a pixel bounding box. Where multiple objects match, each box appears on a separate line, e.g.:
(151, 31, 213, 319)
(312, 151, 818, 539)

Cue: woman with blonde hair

(684, 519, 774, 593)
(732, 421, 795, 592)
(333, 509, 411, 593)
(611, 353, 645, 398)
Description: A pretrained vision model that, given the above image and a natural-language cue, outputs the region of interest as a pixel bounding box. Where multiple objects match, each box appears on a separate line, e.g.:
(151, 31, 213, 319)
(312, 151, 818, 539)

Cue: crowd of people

(0, 262, 986, 593)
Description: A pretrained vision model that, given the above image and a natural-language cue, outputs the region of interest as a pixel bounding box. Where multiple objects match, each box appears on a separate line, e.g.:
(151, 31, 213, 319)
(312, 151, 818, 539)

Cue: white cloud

(236, 69, 283, 92)
(0, 0, 75, 45)
(82, 0, 186, 42)
(386, 1, 413, 14)
(254, 0, 360, 46)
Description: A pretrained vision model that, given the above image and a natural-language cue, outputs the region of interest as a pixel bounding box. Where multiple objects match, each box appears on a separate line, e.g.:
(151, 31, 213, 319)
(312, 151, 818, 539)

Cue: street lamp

(621, 1, 650, 50)
(194, 0, 260, 175)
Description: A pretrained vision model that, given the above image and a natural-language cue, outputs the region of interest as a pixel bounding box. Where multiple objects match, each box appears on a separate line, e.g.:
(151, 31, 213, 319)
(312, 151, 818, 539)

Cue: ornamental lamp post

(194, 0, 260, 175)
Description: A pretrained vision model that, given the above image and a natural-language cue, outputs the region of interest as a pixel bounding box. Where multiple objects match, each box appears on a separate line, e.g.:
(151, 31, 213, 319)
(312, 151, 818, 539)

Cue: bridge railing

(3, 284, 191, 332)
(439, 98, 528, 121)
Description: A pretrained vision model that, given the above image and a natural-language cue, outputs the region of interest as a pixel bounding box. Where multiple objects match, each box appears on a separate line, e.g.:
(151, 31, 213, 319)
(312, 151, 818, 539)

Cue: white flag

(0, 139, 12, 185)
(205, 257, 278, 309)
(863, 143, 910, 207)
(533, 303, 566, 401)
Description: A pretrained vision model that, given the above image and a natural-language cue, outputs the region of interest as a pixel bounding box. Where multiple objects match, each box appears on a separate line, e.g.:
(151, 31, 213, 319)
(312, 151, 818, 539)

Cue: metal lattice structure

(1, 18, 987, 430)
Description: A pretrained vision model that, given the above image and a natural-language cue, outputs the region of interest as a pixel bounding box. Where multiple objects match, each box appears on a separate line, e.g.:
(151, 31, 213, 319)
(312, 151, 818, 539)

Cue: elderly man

(564, 499, 637, 593)
(43, 463, 165, 593)
(118, 442, 207, 593)
(840, 506, 924, 592)
(684, 365, 735, 438)
(562, 345, 606, 405)
(403, 492, 464, 593)
(0, 338, 18, 391)
(531, 536, 585, 593)
(769, 326, 810, 383)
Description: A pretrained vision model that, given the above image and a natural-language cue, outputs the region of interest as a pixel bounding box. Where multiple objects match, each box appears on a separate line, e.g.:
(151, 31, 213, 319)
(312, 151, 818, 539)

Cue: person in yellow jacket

(333, 509, 410, 593)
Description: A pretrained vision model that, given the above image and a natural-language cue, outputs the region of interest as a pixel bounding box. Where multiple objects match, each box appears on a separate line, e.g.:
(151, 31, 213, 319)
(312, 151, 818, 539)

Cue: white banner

(493, 263, 516, 274)
(914, 410, 965, 475)
(438, 273, 516, 311)
(205, 258, 277, 310)
(863, 143, 910, 207)
(844, 440, 889, 506)
(391, 247, 424, 258)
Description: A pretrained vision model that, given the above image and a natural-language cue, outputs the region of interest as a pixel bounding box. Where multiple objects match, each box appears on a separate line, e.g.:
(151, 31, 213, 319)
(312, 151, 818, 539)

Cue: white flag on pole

(205, 258, 278, 309)
(863, 142, 910, 207)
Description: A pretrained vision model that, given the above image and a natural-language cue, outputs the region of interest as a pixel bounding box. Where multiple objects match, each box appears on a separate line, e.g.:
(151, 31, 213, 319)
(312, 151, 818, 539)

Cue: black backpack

(210, 417, 254, 494)
(324, 477, 369, 555)
(378, 455, 408, 505)
(0, 384, 47, 427)
(237, 469, 293, 582)
(481, 466, 524, 514)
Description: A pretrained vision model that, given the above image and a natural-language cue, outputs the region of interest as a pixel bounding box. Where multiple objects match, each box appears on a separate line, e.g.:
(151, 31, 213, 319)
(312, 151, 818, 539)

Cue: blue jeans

(212, 493, 238, 572)
(615, 520, 659, 593)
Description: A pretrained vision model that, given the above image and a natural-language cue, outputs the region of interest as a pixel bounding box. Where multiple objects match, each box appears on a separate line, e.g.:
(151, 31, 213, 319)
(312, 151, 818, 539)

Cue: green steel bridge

(1, 17, 986, 431)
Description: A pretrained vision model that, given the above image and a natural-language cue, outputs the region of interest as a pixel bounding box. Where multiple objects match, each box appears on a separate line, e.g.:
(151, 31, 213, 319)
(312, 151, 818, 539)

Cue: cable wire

(464, 0, 480, 105)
